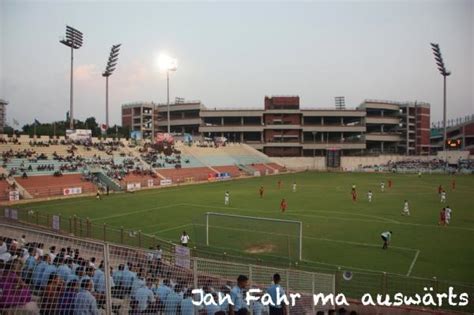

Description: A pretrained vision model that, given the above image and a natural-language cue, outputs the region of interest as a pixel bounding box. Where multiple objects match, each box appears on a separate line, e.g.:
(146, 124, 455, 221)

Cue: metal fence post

(249, 265, 253, 315)
(311, 273, 315, 314)
(103, 242, 113, 315)
(381, 272, 387, 295)
(36, 211, 39, 225)
(120, 226, 124, 244)
(335, 267, 342, 294)
(103, 223, 107, 241)
(69, 216, 72, 233)
(286, 270, 290, 315)
(193, 258, 198, 290)
(433, 276, 438, 295)
(138, 230, 142, 247)
(73, 215, 77, 235)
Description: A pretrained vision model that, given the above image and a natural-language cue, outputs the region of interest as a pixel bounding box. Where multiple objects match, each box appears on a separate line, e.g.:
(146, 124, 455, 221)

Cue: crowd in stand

(0, 235, 254, 314)
(362, 158, 474, 173)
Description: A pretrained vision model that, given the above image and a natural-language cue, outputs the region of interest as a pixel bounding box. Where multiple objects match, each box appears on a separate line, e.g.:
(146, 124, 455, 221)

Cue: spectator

(0, 259, 38, 313)
(40, 273, 64, 314)
(164, 284, 182, 315)
(74, 278, 99, 315)
(154, 278, 172, 302)
(180, 288, 197, 315)
(229, 275, 249, 315)
(134, 277, 157, 314)
(59, 279, 79, 315)
(267, 273, 287, 315)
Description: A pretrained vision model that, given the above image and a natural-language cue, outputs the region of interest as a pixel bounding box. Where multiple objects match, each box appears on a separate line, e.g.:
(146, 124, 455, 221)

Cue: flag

(34, 119, 41, 126)
(12, 119, 19, 126)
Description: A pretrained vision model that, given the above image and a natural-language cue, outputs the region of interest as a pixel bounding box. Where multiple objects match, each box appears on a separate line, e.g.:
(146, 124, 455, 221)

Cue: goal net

(194, 212, 303, 261)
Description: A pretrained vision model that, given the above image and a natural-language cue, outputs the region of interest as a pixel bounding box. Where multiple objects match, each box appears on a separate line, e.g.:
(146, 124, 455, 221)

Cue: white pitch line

(90, 203, 185, 222)
(153, 223, 191, 234)
(182, 203, 399, 224)
(407, 250, 420, 276)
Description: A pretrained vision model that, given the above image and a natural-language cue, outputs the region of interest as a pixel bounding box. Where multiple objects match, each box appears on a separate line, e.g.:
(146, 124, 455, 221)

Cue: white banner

(63, 187, 82, 196)
(175, 245, 191, 269)
(9, 190, 20, 201)
(160, 179, 172, 186)
(52, 215, 60, 230)
(254, 171, 261, 177)
(4, 208, 10, 218)
(10, 209, 18, 220)
(147, 179, 154, 188)
(127, 182, 141, 192)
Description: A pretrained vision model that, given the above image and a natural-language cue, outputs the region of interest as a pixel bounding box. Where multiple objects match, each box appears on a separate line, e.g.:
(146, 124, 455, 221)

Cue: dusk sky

(0, 0, 472, 127)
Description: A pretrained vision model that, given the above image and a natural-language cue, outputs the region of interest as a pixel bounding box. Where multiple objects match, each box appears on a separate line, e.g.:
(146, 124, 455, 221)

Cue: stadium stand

(0, 221, 335, 315)
(15, 174, 96, 199)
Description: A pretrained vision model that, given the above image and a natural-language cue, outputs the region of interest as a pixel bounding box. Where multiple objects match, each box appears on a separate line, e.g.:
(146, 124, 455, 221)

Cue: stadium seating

(15, 174, 96, 199)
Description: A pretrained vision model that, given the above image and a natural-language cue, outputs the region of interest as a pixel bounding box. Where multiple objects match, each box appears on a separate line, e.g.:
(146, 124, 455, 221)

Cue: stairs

(89, 168, 122, 191)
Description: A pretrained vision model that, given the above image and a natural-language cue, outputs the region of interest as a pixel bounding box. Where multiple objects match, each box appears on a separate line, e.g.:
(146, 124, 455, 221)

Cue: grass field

(15, 172, 474, 285)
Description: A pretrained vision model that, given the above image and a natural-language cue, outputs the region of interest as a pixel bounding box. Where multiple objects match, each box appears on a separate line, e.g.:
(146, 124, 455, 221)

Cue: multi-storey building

(0, 99, 7, 133)
(122, 96, 431, 156)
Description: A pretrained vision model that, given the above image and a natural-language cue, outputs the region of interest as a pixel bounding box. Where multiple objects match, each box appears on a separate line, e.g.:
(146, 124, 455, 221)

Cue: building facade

(122, 96, 432, 157)
(431, 115, 474, 154)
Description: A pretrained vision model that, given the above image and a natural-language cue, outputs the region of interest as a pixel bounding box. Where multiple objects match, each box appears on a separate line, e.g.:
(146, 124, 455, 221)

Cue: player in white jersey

(292, 182, 296, 192)
(367, 190, 373, 203)
(440, 190, 447, 203)
(380, 182, 385, 192)
(402, 200, 410, 216)
(224, 191, 230, 205)
(444, 206, 452, 224)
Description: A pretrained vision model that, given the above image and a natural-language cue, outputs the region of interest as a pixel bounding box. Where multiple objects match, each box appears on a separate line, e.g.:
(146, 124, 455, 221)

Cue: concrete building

(0, 99, 7, 133)
(431, 115, 474, 154)
(122, 96, 431, 157)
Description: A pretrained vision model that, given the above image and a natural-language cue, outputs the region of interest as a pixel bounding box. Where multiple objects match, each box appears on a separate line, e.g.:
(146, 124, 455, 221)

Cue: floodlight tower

(430, 43, 451, 160)
(158, 54, 178, 134)
(102, 44, 121, 130)
(60, 25, 83, 129)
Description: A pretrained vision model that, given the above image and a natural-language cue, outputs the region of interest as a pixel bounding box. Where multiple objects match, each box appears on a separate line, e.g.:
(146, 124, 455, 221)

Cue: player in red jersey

(351, 190, 357, 202)
(388, 179, 392, 189)
(439, 208, 446, 226)
(280, 198, 287, 212)
(451, 179, 456, 190)
(278, 180, 282, 190)
(438, 185, 443, 195)
(259, 186, 264, 198)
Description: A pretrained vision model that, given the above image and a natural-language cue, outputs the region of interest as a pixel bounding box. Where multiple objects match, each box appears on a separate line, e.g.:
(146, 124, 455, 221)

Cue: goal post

(202, 212, 303, 261)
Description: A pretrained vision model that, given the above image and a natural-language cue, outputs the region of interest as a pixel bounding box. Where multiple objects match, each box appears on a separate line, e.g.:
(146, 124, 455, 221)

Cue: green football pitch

(15, 172, 474, 285)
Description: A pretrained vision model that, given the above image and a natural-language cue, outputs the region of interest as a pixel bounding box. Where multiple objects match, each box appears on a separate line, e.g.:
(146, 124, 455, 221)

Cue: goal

(198, 212, 303, 261)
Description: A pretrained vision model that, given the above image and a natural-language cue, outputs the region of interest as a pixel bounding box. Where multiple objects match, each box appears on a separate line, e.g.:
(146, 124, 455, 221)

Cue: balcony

(302, 141, 366, 150)
(365, 133, 402, 142)
(156, 118, 201, 126)
(264, 124, 302, 130)
(199, 125, 263, 132)
(302, 125, 365, 132)
(365, 116, 400, 125)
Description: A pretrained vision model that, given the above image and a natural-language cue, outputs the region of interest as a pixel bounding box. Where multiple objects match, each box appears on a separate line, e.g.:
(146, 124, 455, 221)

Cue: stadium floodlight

(102, 44, 122, 131)
(157, 53, 178, 134)
(430, 43, 451, 162)
(202, 212, 303, 261)
(60, 25, 83, 129)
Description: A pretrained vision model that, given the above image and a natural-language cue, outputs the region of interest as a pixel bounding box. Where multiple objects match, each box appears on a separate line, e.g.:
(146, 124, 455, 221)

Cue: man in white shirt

(445, 206, 452, 224)
(440, 190, 447, 203)
(180, 231, 190, 247)
(367, 191, 373, 203)
(292, 182, 296, 192)
(225, 191, 230, 206)
(402, 200, 410, 216)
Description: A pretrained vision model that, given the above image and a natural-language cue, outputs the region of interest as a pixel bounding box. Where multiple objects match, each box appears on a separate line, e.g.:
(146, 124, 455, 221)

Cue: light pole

(60, 25, 83, 130)
(430, 43, 451, 163)
(158, 54, 178, 134)
(102, 44, 121, 132)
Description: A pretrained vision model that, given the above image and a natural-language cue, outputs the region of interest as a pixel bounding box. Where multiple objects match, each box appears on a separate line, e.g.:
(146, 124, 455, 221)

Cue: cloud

(74, 64, 100, 81)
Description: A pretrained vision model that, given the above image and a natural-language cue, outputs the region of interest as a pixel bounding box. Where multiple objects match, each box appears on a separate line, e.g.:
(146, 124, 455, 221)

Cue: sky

(0, 0, 473, 127)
